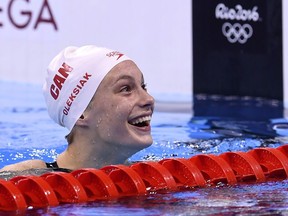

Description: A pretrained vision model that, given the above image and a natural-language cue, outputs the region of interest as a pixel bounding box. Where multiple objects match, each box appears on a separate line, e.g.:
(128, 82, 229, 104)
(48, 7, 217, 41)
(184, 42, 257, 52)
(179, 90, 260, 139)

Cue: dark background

(193, 0, 283, 100)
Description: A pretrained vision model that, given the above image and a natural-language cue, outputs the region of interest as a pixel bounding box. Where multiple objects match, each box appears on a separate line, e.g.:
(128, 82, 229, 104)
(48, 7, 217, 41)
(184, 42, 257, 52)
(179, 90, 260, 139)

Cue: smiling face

(84, 60, 154, 153)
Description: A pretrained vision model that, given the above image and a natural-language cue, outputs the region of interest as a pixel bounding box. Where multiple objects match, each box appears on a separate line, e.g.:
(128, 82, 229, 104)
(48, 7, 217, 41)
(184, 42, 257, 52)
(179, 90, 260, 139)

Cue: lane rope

(1, 145, 288, 211)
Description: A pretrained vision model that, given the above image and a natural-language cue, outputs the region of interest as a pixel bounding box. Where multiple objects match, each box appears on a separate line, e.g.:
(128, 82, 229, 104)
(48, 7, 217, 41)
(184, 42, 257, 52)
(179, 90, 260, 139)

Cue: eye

(120, 85, 132, 92)
(142, 83, 147, 91)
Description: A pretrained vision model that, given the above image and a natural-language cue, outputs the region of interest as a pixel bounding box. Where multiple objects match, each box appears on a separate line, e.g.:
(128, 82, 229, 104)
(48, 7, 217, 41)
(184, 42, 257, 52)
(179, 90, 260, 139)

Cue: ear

(74, 114, 89, 127)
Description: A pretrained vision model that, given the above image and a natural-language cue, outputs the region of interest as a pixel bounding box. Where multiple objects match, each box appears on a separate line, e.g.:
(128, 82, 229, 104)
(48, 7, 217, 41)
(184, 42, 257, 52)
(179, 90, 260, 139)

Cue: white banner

(0, 0, 192, 104)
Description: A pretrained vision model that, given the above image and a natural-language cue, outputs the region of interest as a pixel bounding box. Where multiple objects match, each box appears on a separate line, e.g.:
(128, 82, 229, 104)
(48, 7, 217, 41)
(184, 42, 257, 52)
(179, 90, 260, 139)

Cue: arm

(0, 159, 47, 172)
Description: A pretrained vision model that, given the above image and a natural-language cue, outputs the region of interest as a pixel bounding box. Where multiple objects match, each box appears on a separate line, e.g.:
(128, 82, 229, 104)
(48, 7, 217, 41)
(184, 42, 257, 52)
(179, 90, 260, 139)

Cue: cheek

(93, 97, 134, 126)
(96, 104, 127, 126)
(113, 100, 134, 119)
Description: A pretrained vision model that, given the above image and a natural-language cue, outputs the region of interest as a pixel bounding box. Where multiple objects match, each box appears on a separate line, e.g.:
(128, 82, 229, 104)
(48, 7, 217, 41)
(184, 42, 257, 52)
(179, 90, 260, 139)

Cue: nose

(140, 90, 155, 110)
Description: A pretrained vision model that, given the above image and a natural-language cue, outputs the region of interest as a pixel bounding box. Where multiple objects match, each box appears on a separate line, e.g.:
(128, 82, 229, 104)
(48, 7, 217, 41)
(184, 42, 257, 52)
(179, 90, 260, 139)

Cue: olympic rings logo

(222, 22, 253, 44)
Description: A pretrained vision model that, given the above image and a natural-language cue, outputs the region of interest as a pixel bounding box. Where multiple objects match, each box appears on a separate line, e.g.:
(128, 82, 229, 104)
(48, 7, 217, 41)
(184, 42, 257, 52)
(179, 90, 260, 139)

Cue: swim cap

(43, 45, 131, 131)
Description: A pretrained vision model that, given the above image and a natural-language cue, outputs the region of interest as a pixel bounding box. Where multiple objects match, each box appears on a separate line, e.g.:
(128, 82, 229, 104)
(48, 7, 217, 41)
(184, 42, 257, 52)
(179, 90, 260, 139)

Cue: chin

(137, 137, 153, 149)
(126, 137, 152, 150)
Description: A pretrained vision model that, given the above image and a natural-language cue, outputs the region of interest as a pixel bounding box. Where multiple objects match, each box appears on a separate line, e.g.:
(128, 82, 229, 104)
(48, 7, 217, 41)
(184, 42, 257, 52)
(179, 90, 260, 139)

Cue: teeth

(130, 116, 151, 125)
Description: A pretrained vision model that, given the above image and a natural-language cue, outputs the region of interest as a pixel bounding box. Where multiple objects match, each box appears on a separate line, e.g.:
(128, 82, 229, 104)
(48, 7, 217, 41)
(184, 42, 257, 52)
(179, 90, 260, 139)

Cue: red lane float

(189, 154, 237, 185)
(71, 169, 119, 200)
(10, 176, 59, 208)
(131, 161, 178, 191)
(248, 148, 288, 179)
(0, 179, 27, 211)
(220, 152, 266, 182)
(1, 144, 288, 211)
(41, 172, 88, 203)
(159, 158, 206, 188)
(101, 165, 147, 196)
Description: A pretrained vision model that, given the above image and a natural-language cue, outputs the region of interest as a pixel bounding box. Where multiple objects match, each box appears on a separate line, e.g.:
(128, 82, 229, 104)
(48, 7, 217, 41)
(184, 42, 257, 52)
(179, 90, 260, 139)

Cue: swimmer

(0, 45, 154, 172)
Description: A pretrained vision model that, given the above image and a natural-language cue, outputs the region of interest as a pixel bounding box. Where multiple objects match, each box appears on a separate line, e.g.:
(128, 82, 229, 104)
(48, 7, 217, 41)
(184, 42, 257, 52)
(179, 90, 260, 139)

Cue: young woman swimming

(0, 45, 154, 172)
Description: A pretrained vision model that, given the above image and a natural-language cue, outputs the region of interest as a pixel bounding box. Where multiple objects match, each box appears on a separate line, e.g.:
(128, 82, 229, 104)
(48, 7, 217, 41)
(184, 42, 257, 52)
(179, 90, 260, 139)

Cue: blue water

(1, 80, 288, 215)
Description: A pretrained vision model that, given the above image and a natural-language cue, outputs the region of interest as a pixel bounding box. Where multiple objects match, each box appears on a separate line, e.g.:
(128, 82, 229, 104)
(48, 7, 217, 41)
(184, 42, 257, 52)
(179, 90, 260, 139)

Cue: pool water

(1, 81, 288, 215)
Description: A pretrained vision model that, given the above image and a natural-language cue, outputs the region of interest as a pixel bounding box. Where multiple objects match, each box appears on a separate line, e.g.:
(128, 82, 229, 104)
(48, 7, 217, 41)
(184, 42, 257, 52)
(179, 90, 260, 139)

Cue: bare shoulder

(0, 159, 47, 172)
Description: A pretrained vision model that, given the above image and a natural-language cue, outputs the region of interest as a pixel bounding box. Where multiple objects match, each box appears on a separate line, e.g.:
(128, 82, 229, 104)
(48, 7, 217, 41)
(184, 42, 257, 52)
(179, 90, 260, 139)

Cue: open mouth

(128, 116, 151, 127)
